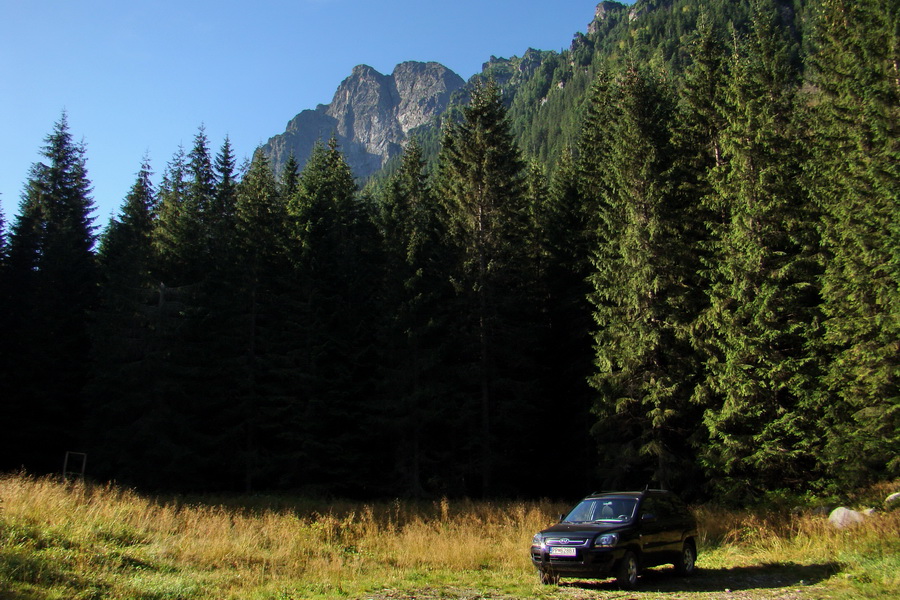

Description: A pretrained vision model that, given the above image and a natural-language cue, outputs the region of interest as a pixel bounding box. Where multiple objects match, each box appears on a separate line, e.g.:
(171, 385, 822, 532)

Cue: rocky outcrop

(589, 1, 626, 34)
(263, 61, 464, 180)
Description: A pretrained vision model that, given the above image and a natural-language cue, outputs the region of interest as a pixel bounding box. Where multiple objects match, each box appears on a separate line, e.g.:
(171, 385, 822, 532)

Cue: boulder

(828, 506, 865, 528)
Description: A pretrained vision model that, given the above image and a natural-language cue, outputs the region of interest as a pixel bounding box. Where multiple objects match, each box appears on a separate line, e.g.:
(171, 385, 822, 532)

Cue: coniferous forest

(0, 0, 896, 503)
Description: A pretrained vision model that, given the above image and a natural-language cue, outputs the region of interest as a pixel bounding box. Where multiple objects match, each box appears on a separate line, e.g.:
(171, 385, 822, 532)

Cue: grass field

(1, 474, 897, 599)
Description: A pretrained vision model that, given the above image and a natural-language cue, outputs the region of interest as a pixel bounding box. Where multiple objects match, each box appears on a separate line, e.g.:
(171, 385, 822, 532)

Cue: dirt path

(363, 562, 840, 599)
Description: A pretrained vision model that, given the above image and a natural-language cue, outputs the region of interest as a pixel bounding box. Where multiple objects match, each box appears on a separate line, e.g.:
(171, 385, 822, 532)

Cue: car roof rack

(587, 487, 669, 497)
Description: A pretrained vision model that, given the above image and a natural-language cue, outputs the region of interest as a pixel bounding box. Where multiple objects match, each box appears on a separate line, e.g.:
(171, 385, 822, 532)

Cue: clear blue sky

(1, 0, 624, 225)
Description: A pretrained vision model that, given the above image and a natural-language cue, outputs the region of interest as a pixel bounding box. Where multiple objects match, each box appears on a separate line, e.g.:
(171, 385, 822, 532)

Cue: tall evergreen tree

(209, 135, 239, 268)
(437, 80, 532, 496)
(677, 6, 730, 203)
(280, 152, 301, 199)
(805, 0, 900, 485)
(188, 125, 217, 220)
(1, 113, 97, 473)
(694, 0, 823, 500)
(286, 138, 385, 493)
(581, 66, 703, 492)
(527, 147, 601, 495)
(376, 140, 456, 497)
(187, 125, 218, 272)
(148, 137, 230, 489)
(86, 159, 169, 484)
(212, 147, 294, 491)
(214, 135, 238, 219)
(153, 146, 191, 285)
(97, 158, 156, 284)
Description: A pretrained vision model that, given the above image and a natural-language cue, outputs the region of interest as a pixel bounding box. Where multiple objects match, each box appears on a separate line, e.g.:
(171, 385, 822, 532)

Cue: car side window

(655, 495, 676, 519)
(640, 497, 657, 520)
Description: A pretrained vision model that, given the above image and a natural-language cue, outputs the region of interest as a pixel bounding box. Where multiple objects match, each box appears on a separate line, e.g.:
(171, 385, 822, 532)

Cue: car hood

(540, 521, 631, 536)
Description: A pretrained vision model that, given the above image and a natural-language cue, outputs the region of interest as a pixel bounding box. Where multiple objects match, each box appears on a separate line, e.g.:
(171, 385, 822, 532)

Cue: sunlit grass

(1, 473, 897, 599)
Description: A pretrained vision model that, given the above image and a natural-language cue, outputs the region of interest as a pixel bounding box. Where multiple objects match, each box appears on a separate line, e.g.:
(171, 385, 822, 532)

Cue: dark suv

(530, 489, 698, 588)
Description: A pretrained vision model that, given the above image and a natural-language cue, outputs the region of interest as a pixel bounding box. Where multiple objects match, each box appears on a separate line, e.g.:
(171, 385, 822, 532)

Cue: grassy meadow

(0, 474, 897, 600)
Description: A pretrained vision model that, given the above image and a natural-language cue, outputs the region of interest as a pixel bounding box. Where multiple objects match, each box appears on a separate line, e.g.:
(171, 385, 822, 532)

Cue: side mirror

(558, 514, 566, 523)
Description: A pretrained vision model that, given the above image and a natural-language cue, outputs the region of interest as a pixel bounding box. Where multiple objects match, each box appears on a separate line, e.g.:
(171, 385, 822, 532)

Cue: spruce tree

(436, 79, 530, 495)
(581, 65, 703, 492)
(286, 137, 385, 493)
(677, 7, 729, 206)
(805, 0, 900, 485)
(376, 140, 455, 497)
(695, 0, 823, 500)
(2, 113, 97, 472)
(230, 147, 292, 491)
(214, 135, 238, 220)
(149, 138, 229, 489)
(97, 158, 156, 284)
(210, 135, 239, 269)
(187, 125, 218, 272)
(153, 147, 191, 285)
(280, 152, 301, 199)
(86, 159, 168, 484)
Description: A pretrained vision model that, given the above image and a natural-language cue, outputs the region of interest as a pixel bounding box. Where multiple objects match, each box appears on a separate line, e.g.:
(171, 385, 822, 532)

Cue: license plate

(550, 547, 577, 556)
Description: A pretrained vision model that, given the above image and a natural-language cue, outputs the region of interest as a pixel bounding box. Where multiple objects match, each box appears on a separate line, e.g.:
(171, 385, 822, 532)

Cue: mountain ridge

(262, 61, 465, 180)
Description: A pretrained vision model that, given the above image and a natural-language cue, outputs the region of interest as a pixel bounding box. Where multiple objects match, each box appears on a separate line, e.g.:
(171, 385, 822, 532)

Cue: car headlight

(532, 533, 544, 547)
(594, 533, 618, 548)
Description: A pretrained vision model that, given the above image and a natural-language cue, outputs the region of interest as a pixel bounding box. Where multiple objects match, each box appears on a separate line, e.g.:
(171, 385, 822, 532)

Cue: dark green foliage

(581, 66, 704, 493)
(86, 160, 170, 486)
(210, 136, 239, 264)
(693, 0, 823, 501)
(436, 80, 535, 496)
(97, 158, 156, 283)
(227, 148, 293, 491)
(280, 152, 301, 198)
(285, 138, 387, 494)
(375, 140, 457, 497)
(804, 0, 900, 486)
(1, 113, 97, 473)
(152, 146, 191, 285)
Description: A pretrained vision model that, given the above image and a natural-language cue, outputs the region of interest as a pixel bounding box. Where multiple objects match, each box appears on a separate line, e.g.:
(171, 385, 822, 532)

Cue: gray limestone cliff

(263, 61, 465, 180)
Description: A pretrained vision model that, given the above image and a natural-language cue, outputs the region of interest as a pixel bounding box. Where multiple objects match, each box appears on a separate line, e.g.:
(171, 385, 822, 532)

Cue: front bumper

(530, 545, 624, 577)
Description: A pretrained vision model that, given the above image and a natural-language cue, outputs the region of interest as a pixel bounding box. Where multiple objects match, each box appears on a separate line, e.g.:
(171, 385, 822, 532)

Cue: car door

(637, 496, 666, 565)
(653, 494, 683, 560)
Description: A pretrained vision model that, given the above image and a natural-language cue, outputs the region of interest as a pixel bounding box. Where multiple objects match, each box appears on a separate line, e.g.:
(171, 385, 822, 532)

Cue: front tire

(538, 569, 560, 585)
(616, 551, 639, 589)
(675, 540, 697, 576)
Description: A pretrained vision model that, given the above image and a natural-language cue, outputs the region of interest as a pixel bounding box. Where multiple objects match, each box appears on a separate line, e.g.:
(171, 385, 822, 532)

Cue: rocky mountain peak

(589, 1, 626, 34)
(263, 61, 464, 180)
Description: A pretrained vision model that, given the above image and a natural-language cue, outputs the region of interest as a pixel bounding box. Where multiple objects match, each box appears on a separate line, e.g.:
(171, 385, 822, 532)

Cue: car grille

(545, 537, 589, 547)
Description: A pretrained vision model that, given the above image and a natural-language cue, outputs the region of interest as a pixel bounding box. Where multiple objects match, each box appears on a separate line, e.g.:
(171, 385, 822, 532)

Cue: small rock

(885, 492, 900, 508)
(828, 506, 865, 528)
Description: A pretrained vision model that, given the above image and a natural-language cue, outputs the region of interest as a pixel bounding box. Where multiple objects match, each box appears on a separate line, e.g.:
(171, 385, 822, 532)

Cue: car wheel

(675, 540, 697, 576)
(538, 569, 560, 585)
(616, 551, 639, 589)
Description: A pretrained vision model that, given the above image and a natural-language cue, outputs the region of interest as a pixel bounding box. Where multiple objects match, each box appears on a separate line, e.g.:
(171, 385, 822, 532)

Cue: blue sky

(1, 0, 623, 224)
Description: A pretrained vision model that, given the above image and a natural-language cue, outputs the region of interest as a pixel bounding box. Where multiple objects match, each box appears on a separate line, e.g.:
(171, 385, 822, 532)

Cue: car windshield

(563, 497, 637, 523)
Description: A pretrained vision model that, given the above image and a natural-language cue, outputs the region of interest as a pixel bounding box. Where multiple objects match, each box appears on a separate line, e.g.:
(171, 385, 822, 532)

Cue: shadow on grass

(562, 562, 842, 593)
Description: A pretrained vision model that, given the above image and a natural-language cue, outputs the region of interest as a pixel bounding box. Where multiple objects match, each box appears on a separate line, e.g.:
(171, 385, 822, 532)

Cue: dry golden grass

(1, 473, 897, 599)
